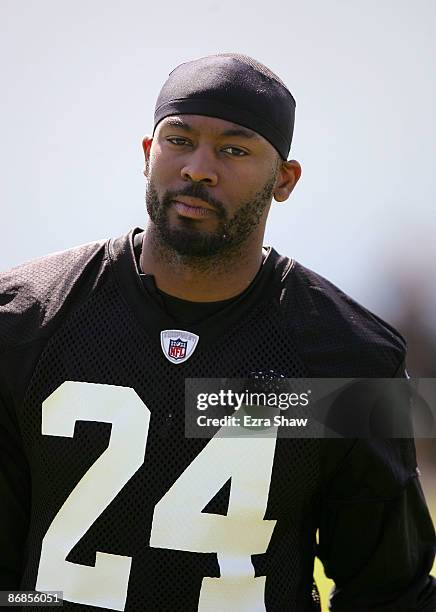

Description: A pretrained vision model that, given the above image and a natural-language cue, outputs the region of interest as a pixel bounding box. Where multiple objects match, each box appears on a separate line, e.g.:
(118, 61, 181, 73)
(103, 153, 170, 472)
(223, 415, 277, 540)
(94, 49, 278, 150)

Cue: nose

(181, 148, 218, 186)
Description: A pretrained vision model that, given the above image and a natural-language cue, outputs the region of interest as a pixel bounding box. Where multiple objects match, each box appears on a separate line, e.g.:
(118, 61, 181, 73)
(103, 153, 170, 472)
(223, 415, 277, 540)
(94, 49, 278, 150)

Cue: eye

(222, 146, 248, 157)
(166, 137, 191, 146)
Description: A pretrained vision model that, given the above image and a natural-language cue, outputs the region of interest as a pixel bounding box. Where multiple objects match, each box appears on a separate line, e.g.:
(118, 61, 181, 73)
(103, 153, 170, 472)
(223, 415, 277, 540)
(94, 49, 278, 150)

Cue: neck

(139, 223, 264, 302)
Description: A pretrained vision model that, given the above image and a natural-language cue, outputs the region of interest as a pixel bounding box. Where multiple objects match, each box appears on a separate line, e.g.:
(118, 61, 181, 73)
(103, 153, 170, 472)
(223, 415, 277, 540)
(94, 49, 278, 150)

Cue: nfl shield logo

(168, 338, 187, 360)
(160, 329, 200, 364)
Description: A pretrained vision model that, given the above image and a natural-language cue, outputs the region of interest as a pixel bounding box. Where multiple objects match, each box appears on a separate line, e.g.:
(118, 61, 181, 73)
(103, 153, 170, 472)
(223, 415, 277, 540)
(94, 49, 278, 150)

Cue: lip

(172, 197, 216, 219)
(173, 196, 215, 211)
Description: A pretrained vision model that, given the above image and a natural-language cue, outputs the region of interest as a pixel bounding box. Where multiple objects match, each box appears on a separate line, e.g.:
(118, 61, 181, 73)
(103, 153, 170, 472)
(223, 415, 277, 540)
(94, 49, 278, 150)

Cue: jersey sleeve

(317, 437, 436, 611)
(0, 237, 109, 590)
(0, 388, 30, 588)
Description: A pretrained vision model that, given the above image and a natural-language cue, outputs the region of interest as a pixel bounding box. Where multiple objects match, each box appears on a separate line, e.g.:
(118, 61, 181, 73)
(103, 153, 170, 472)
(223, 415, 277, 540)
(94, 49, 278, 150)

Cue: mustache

(164, 185, 226, 217)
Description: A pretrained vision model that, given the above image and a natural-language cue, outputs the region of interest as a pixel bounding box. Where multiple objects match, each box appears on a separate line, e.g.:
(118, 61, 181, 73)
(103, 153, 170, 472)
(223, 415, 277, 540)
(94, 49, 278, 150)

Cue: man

(0, 53, 434, 611)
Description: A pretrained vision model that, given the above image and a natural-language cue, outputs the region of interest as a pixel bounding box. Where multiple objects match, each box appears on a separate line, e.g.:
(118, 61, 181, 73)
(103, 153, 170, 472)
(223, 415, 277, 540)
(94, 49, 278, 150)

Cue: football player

(0, 53, 435, 611)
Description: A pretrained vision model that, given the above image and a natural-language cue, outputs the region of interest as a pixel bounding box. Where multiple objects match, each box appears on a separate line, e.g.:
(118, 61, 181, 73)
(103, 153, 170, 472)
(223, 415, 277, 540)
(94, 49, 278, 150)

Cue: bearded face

(145, 171, 278, 259)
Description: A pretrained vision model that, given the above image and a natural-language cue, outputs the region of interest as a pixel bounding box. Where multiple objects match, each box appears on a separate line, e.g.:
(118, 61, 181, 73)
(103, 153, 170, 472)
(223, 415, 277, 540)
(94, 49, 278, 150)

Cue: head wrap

(153, 53, 296, 160)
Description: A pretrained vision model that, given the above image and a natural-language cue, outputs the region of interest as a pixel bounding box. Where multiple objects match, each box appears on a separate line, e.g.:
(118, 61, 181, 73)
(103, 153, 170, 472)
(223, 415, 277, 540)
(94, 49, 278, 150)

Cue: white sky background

(1, 0, 435, 323)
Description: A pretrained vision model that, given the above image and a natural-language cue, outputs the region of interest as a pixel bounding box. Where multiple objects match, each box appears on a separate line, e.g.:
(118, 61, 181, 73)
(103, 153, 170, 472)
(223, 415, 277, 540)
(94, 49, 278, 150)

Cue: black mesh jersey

(0, 227, 435, 612)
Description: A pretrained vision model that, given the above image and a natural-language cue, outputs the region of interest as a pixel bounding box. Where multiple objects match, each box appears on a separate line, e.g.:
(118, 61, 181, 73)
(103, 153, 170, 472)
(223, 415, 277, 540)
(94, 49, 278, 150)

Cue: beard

(145, 171, 277, 260)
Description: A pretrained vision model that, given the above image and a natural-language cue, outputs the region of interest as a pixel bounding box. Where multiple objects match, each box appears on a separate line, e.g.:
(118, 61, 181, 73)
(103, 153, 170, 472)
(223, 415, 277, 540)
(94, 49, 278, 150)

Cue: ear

(142, 136, 153, 176)
(274, 159, 302, 202)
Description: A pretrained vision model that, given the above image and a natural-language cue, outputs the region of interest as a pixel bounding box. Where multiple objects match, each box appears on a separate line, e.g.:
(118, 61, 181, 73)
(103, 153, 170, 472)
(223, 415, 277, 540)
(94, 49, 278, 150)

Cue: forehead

(157, 114, 263, 141)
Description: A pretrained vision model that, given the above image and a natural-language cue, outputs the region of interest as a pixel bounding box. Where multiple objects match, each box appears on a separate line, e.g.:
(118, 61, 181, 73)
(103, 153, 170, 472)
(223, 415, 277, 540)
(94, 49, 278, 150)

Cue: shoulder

(275, 256, 406, 376)
(0, 238, 108, 351)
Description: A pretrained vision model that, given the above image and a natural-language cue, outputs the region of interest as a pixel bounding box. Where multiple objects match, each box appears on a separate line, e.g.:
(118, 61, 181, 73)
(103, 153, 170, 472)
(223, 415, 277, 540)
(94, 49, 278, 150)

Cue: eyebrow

(162, 117, 260, 140)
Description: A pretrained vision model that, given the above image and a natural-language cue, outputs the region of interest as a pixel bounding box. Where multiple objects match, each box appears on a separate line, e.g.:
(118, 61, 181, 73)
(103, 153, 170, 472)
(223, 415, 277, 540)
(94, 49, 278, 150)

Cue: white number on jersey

(36, 381, 278, 611)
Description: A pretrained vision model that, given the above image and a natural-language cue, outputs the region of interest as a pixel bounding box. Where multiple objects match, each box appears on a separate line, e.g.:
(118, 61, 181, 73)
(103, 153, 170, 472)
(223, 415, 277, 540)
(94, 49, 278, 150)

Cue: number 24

(36, 382, 278, 611)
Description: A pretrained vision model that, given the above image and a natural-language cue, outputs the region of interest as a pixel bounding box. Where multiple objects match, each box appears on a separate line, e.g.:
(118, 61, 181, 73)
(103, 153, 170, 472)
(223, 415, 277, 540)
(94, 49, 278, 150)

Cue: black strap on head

(153, 53, 296, 160)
